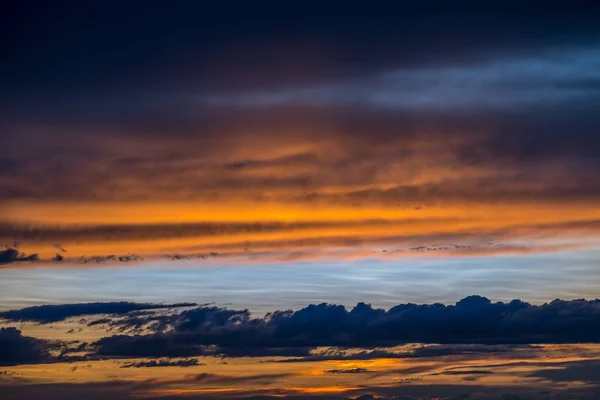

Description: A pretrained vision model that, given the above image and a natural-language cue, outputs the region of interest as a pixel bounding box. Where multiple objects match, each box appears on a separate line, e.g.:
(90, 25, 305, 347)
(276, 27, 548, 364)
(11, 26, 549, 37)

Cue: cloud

(120, 358, 203, 368)
(2, 215, 600, 266)
(0, 221, 338, 242)
(91, 296, 600, 359)
(326, 368, 371, 374)
(0, 327, 49, 366)
(197, 48, 600, 111)
(0, 301, 197, 323)
(2, 4, 600, 214)
(152, 372, 292, 386)
(433, 370, 494, 376)
(528, 359, 600, 383)
(87, 318, 112, 326)
(0, 248, 39, 264)
(1, 380, 597, 400)
(275, 344, 533, 364)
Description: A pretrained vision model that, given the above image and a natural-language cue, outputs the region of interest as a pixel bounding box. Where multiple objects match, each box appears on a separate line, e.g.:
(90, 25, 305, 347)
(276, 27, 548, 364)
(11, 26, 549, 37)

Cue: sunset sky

(2, 2, 600, 399)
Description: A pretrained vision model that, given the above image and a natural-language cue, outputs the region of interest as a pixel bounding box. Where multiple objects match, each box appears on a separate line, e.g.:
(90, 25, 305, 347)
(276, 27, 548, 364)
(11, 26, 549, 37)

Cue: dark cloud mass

(0, 301, 197, 323)
(0, 328, 48, 366)
(0, 248, 39, 264)
(92, 296, 600, 358)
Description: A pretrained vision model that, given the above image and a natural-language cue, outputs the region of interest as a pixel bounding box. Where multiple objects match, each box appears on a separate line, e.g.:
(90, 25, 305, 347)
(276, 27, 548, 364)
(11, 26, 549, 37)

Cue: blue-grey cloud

(528, 359, 600, 383)
(0, 302, 197, 323)
(196, 48, 600, 111)
(93, 296, 600, 358)
(0, 328, 49, 366)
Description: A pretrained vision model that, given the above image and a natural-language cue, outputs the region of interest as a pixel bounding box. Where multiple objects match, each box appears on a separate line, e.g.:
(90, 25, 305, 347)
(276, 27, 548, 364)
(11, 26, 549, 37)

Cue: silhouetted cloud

(0, 302, 197, 323)
(87, 318, 112, 326)
(120, 358, 203, 368)
(0, 328, 49, 366)
(326, 368, 370, 374)
(92, 296, 600, 358)
(78, 254, 144, 264)
(0, 248, 39, 264)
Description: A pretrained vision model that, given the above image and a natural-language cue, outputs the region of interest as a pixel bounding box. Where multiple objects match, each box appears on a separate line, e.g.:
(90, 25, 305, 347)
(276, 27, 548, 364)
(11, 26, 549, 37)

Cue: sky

(2, 2, 600, 399)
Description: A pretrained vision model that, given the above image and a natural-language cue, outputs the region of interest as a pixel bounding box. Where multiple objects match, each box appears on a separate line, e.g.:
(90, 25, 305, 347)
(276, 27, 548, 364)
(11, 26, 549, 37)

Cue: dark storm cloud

(0, 301, 197, 323)
(0, 327, 49, 366)
(91, 296, 600, 359)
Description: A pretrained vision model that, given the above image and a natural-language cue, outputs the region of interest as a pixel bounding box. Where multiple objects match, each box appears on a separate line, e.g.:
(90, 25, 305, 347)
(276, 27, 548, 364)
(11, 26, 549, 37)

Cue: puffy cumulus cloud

(0, 301, 197, 323)
(0, 327, 49, 366)
(91, 296, 600, 359)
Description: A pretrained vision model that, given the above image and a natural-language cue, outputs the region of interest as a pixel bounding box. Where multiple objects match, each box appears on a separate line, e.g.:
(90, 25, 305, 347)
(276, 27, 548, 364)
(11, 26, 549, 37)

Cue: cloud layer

(0, 301, 197, 323)
(2, 4, 600, 262)
(1, 4, 600, 208)
(87, 296, 600, 359)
